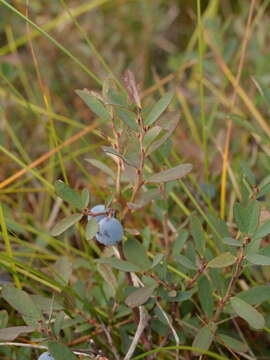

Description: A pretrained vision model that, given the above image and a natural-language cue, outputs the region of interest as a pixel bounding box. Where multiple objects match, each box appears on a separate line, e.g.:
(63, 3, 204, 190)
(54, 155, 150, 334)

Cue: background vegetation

(1, 0, 270, 359)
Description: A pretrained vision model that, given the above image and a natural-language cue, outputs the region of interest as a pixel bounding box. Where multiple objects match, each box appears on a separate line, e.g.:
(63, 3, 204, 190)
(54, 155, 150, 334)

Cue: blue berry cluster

(88, 204, 124, 246)
(38, 352, 54, 360)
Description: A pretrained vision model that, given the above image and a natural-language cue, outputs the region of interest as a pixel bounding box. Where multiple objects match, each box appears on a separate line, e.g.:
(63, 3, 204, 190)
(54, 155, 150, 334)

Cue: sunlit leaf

(222, 237, 242, 247)
(76, 89, 110, 121)
(145, 92, 174, 126)
(146, 164, 192, 183)
(51, 213, 83, 236)
(208, 252, 236, 268)
(81, 188, 90, 208)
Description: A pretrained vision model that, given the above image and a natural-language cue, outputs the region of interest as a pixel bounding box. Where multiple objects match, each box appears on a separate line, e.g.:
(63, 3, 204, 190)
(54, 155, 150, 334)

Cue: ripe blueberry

(38, 352, 54, 360)
(88, 204, 107, 223)
(96, 217, 124, 246)
(200, 183, 216, 199)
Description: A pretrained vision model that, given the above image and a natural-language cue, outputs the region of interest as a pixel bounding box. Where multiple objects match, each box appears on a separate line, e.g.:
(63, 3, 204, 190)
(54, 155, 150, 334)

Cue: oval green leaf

(76, 89, 110, 121)
(55, 180, 84, 209)
(95, 257, 141, 272)
(125, 285, 156, 308)
(51, 213, 83, 236)
(81, 188, 90, 208)
(145, 91, 174, 126)
(86, 217, 99, 240)
(245, 253, 270, 266)
(146, 164, 192, 184)
(208, 252, 236, 268)
(230, 297, 265, 330)
(2, 285, 44, 326)
(48, 341, 77, 360)
(123, 238, 152, 271)
(192, 323, 216, 356)
(222, 237, 242, 247)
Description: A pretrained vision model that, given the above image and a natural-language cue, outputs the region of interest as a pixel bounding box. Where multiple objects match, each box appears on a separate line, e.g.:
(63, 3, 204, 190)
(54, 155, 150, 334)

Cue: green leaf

(146, 112, 179, 155)
(116, 108, 138, 131)
(190, 217, 205, 253)
(2, 285, 44, 326)
(176, 254, 197, 270)
(145, 92, 174, 126)
(102, 146, 137, 168)
(245, 253, 270, 266)
(222, 237, 242, 247)
(123, 238, 152, 270)
(146, 164, 192, 183)
(230, 297, 265, 330)
(252, 220, 270, 240)
(198, 276, 213, 318)
(0, 310, 8, 329)
(151, 254, 164, 268)
(97, 263, 118, 294)
(81, 188, 90, 208)
(172, 231, 188, 258)
(208, 252, 236, 268)
(51, 213, 83, 236)
(192, 323, 216, 356)
(234, 200, 260, 234)
(143, 126, 162, 147)
(218, 334, 247, 353)
(95, 257, 141, 272)
(125, 285, 156, 307)
(85, 158, 115, 178)
(76, 89, 110, 121)
(0, 326, 35, 341)
(55, 180, 84, 209)
(48, 341, 77, 360)
(53, 256, 72, 286)
(85, 217, 99, 240)
(238, 285, 270, 305)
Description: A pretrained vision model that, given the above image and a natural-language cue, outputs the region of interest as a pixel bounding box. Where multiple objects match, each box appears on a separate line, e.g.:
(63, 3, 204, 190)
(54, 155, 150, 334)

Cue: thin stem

(220, 0, 256, 219)
(197, 0, 209, 182)
(212, 238, 249, 322)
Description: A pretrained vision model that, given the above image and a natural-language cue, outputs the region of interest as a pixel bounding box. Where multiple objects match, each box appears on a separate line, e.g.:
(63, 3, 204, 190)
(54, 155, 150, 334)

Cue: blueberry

(199, 183, 216, 199)
(38, 352, 54, 360)
(96, 217, 124, 246)
(88, 204, 107, 223)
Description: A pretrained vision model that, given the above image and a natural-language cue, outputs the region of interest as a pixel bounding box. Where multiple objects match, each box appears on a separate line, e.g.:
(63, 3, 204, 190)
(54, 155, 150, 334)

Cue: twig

(123, 306, 150, 360)
(212, 237, 249, 322)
